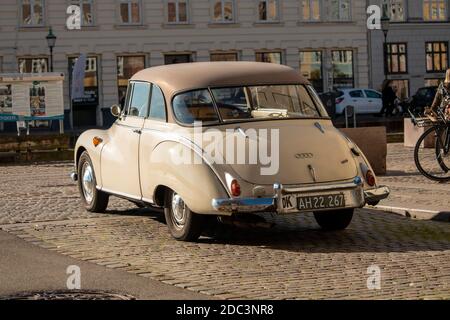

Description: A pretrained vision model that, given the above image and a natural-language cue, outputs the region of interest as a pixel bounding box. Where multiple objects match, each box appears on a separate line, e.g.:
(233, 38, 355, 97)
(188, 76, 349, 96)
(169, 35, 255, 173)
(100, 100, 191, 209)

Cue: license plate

(297, 194, 345, 211)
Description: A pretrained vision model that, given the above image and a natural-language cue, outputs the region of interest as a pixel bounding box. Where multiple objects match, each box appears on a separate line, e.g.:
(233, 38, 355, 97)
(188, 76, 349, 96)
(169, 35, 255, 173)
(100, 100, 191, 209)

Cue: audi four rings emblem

(295, 153, 314, 159)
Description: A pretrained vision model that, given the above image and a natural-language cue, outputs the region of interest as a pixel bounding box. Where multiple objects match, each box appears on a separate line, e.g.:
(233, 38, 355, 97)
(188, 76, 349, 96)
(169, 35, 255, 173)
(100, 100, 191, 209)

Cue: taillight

(366, 170, 376, 187)
(335, 97, 344, 104)
(230, 179, 241, 197)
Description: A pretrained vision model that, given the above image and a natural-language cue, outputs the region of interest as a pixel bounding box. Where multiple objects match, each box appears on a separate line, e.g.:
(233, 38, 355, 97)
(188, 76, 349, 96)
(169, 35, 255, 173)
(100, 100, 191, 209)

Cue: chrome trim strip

(98, 186, 142, 201)
(141, 197, 155, 204)
(280, 180, 362, 194)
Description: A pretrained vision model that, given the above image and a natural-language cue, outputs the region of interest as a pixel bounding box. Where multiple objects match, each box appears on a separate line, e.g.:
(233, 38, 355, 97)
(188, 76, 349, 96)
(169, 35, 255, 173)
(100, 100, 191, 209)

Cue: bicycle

(410, 106, 450, 182)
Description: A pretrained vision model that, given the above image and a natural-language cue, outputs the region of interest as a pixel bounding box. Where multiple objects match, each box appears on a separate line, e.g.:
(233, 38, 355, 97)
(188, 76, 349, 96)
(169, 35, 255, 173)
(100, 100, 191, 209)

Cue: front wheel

(164, 190, 205, 241)
(314, 209, 354, 231)
(77, 151, 109, 213)
(414, 126, 450, 182)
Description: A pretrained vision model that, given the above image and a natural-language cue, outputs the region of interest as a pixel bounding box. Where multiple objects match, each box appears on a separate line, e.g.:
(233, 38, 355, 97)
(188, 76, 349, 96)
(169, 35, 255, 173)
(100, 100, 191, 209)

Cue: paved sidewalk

(375, 143, 450, 221)
(0, 229, 209, 299)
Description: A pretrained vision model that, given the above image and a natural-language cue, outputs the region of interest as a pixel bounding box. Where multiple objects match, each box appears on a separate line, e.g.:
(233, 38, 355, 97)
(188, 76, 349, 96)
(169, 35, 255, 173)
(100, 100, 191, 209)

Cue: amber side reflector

(93, 137, 103, 147)
(231, 179, 241, 197)
(366, 170, 376, 187)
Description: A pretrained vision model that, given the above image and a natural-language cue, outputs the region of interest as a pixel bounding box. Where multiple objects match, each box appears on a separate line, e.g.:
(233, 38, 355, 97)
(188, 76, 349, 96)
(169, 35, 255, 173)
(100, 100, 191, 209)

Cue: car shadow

(197, 209, 450, 254)
(104, 206, 450, 254)
(106, 206, 165, 223)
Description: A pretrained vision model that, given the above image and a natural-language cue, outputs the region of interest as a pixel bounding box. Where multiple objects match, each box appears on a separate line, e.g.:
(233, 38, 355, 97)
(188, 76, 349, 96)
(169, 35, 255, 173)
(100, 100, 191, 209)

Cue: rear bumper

(212, 178, 390, 214)
(364, 186, 390, 204)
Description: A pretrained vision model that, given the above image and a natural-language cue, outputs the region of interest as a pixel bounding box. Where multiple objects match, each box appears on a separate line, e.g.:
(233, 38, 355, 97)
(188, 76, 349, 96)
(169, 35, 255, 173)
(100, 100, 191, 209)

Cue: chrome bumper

(212, 177, 390, 214)
(364, 186, 390, 204)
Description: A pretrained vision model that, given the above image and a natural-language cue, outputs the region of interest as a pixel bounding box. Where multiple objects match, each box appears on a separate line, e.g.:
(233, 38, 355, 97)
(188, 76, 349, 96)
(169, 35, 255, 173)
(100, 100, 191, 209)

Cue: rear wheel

(77, 151, 109, 213)
(314, 209, 354, 231)
(164, 190, 205, 241)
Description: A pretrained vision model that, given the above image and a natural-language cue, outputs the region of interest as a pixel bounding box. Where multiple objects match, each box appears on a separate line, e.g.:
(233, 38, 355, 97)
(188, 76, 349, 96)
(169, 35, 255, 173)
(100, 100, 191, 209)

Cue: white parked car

(335, 89, 383, 115)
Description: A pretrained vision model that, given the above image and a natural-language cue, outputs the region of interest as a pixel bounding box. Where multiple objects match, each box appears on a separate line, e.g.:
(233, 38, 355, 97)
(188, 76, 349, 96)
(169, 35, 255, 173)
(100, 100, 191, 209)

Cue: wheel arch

(144, 141, 230, 214)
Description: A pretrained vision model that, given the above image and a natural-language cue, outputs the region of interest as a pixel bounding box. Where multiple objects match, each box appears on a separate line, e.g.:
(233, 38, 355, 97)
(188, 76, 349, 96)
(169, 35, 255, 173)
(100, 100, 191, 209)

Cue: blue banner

(0, 113, 64, 122)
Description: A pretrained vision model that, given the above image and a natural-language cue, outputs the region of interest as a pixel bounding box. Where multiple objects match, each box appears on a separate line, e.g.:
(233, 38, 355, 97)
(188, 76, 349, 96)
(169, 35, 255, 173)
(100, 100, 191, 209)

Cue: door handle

(133, 129, 142, 134)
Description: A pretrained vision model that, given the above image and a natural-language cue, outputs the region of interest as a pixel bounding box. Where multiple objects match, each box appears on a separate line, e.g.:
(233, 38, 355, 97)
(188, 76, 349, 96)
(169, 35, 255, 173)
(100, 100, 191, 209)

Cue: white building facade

(369, 0, 450, 99)
(0, 0, 369, 128)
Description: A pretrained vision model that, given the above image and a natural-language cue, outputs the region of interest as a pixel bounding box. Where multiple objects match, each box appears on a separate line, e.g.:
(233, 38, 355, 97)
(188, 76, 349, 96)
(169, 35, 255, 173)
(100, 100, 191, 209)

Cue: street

(0, 144, 449, 300)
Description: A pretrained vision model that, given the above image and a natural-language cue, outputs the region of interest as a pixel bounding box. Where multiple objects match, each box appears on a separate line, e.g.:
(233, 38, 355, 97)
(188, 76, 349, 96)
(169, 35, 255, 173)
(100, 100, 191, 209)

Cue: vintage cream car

(71, 62, 389, 241)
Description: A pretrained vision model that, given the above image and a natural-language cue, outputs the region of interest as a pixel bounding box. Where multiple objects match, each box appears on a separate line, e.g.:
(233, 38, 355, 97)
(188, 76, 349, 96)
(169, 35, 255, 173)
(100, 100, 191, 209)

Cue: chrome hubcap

(171, 193, 187, 229)
(81, 162, 94, 204)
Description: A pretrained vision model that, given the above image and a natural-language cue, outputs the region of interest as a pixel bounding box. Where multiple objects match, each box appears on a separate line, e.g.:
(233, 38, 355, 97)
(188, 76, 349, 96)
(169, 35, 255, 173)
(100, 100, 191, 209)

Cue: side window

(128, 82, 150, 117)
(365, 90, 381, 99)
(349, 90, 363, 98)
(123, 82, 133, 110)
(173, 89, 219, 124)
(149, 84, 166, 120)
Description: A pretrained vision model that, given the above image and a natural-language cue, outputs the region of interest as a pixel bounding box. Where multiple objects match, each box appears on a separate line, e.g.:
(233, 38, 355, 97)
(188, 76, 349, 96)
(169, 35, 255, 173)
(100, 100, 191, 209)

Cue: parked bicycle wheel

(414, 125, 450, 181)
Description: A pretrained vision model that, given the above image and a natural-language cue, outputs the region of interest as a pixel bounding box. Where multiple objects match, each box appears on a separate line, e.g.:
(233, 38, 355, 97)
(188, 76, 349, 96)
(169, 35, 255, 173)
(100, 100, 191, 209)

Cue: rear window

(349, 90, 364, 98)
(172, 85, 328, 125)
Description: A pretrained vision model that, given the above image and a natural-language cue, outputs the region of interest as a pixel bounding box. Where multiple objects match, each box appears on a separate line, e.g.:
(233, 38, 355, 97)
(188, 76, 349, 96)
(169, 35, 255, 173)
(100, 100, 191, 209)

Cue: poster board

(0, 73, 65, 122)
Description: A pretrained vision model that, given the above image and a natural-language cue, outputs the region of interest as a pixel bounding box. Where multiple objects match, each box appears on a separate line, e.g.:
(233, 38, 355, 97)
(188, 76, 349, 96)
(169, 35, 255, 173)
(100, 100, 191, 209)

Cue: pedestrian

(425, 68, 450, 121)
(379, 80, 397, 117)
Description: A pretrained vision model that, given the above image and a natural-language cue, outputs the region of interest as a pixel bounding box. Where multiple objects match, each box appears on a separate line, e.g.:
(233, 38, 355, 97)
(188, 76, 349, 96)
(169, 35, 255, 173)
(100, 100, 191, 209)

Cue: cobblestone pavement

(378, 144, 450, 213)
(2, 210, 450, 299)
(0, 162, 136, 224)
(0, 157, 450, 299)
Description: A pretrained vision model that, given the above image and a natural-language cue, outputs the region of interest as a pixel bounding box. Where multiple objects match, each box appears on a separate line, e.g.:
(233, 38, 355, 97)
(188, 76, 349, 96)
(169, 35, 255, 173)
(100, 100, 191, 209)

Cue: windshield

(172, 85, 328, 124)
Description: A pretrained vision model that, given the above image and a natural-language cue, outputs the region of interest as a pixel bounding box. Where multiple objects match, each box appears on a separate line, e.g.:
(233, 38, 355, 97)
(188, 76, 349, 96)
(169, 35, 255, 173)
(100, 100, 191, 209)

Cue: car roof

(341, 88, 379, 92)
(131, 62, 309, 99)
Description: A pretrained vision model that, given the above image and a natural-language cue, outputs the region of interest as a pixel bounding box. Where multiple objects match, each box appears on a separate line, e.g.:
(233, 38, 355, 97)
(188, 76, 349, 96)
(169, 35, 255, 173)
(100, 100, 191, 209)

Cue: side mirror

(111, 104, 122, 118)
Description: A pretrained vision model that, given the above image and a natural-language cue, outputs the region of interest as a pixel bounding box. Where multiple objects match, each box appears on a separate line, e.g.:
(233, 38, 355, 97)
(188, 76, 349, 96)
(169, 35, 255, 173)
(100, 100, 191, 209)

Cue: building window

(301, 0, 321, 21)
(18, 57, 48, 73)
(423, 0, 447, 21)
(212, 0, 234, 22)
(168, 0, 188, 23)
(164, 54, 192, 64)
(68, 56, 99, 105)
(300, 51, 323, 93)
(426, 42, 448, 73)
(70, 0, 94, 26)
(383, 0, 405, 21)
(329, 0, 351, 21)
(425, 78, 443, 87)
(21, 0, 44, 26)
(257, 0, 279, 22)
(391, 79, 409, 99)
(385, 43, 408, 74)
(119, 0, 141, 25)
(117, 56, 146, 104)
(210, 52, 238, 61)
(256, 51, 282, 64)
(331, 50, 354, 89)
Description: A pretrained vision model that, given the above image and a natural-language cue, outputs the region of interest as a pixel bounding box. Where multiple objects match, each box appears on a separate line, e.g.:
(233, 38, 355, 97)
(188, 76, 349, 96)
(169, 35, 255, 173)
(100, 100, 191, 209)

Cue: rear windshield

(172, 84, 328, 125)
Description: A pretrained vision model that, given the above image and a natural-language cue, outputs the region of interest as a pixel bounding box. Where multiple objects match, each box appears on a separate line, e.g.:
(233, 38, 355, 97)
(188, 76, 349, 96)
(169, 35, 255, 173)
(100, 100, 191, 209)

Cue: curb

(369, 205, 450, 222)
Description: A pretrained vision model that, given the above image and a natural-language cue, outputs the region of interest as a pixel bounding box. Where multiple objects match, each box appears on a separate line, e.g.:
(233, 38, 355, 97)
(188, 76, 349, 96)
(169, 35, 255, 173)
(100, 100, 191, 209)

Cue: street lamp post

(46, 27, 57, 72)
(381, 14, 390, 81)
